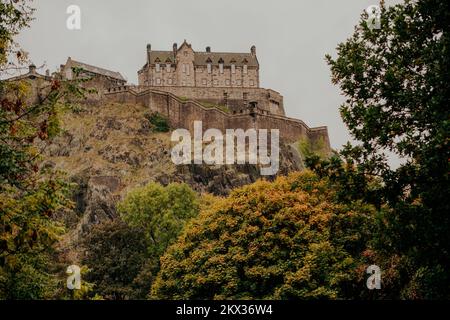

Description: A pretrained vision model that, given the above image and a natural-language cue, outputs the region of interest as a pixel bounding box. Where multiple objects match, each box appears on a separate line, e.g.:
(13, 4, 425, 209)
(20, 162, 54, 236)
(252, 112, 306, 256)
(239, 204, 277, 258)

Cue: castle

(138, 40, 259, 89)
(6, 40, 331, 154)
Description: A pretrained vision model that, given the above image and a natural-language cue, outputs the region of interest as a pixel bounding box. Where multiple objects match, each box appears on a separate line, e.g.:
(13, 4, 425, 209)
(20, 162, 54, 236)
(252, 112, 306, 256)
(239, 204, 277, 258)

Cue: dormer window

(155, 58, 161, 72)
(165, 58, 172, 72)
(218, 58, 224, 74)
(206, 58, 212, 73)
(243, 58, 248, 74)
(230, 59, 236, 74)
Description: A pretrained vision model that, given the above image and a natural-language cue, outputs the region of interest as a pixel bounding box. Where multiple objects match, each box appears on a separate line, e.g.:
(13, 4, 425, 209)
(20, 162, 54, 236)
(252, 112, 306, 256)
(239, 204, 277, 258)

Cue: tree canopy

(151, 172, 377, 299)
(308, 0, 450, 298)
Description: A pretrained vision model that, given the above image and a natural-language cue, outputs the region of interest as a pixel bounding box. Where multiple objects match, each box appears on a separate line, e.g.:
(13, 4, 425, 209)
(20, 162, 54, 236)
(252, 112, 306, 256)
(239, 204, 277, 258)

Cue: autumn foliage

(151, 171, 376, 299)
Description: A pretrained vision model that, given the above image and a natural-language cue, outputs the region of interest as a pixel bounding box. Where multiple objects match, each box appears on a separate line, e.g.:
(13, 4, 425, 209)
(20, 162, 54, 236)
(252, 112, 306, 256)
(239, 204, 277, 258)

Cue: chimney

(147, 43, 151, 63)
(45, 69, 50, 76)
(172, 43, 178, 62)
(206, 46, 211, 53)
(29, 64, 36, 73)
(250, 45, 256, 56)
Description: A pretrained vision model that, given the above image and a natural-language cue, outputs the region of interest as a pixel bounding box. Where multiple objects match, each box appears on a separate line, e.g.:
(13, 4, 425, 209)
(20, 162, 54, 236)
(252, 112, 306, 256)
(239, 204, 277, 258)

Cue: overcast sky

(16, 0, 402, 155)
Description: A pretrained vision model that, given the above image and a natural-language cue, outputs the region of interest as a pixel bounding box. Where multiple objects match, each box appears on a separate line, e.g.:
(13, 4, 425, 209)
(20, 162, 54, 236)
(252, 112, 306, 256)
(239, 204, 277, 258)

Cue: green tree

(151, 172, 376, 299)
(317, 0, 450, 298)
(117, 182, 200, 296)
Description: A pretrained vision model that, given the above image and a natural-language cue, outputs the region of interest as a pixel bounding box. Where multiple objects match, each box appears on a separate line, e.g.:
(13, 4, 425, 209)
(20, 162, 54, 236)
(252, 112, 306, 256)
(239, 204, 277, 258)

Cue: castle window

(168, 79, 173, 85)
(225, 79, 230, 86)
(243, 65, 248, 74)
(156, 78, 161, 85)
(219, 63, 223, 74)
(207, 63, 211, 73)
(166, 64, 171, 72)
(213, 79, 218, 86)
(236, 79, 242, 86)
(182, 63, 190, 75)
(156, 63, 160, 72)
(231, 64, 235, 74)
(202, 79, 207, 85)
(250, 80, 254, 86)
(218, 58, 224, 74)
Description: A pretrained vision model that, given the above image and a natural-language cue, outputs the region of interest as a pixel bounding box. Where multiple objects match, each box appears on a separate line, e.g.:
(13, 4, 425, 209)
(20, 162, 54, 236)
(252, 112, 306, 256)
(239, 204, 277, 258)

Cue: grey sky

(17, 0, 402, 154)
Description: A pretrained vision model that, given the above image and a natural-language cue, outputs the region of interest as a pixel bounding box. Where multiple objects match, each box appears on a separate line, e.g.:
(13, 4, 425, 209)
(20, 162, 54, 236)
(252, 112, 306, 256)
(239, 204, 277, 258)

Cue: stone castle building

(60, 57, 126, 87)
(135, 41, 284, 116)
(138, 40, 259, 88)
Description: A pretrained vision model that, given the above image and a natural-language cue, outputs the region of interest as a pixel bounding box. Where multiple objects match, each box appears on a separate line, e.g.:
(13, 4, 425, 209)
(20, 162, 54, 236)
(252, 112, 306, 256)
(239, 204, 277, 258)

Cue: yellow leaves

(4, 255, 18, 269)
(152, 171, 377, 299)
(245, 265, 283, 279)
(16, 80, 31, 98)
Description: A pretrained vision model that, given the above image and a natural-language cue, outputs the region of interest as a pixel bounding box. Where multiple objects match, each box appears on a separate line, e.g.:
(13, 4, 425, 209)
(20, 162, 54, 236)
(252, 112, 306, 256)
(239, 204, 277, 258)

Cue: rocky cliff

(44, 102, 308, 238)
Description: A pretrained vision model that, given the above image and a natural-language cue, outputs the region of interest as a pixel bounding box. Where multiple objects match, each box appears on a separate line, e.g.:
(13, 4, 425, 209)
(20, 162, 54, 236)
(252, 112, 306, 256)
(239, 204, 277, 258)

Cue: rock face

(44, 102, 307, 236)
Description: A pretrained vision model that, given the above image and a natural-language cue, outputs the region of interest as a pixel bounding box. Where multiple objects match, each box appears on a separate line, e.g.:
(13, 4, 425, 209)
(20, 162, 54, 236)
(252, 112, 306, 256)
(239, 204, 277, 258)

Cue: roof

(194, 52, 258, 67)
(68, 59, 126, 81)
(149, 51, 175, 64)
(5, 65, 52, 82)
(147, 50, 258, 67)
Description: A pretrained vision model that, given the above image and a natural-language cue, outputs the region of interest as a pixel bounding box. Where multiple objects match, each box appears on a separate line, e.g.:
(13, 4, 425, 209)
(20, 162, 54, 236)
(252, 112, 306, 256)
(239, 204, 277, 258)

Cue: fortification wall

(117, 85, 285, 116)
(103, 87, 330, 152)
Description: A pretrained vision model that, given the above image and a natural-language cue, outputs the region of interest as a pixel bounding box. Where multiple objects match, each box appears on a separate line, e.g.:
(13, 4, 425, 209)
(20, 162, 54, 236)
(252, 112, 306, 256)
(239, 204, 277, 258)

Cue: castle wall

(129, 85, 285, 116)
(103, 87, 330, 153)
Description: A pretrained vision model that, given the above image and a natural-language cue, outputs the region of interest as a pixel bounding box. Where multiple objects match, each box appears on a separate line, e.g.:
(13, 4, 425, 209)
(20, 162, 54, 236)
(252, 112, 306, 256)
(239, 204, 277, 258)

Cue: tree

(151, 172, 376, 299)
(81, 219, 150, 300)
(117, 182, 200, 296)
(318, 0, 450, 298)
(0, 0, 85, 299)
